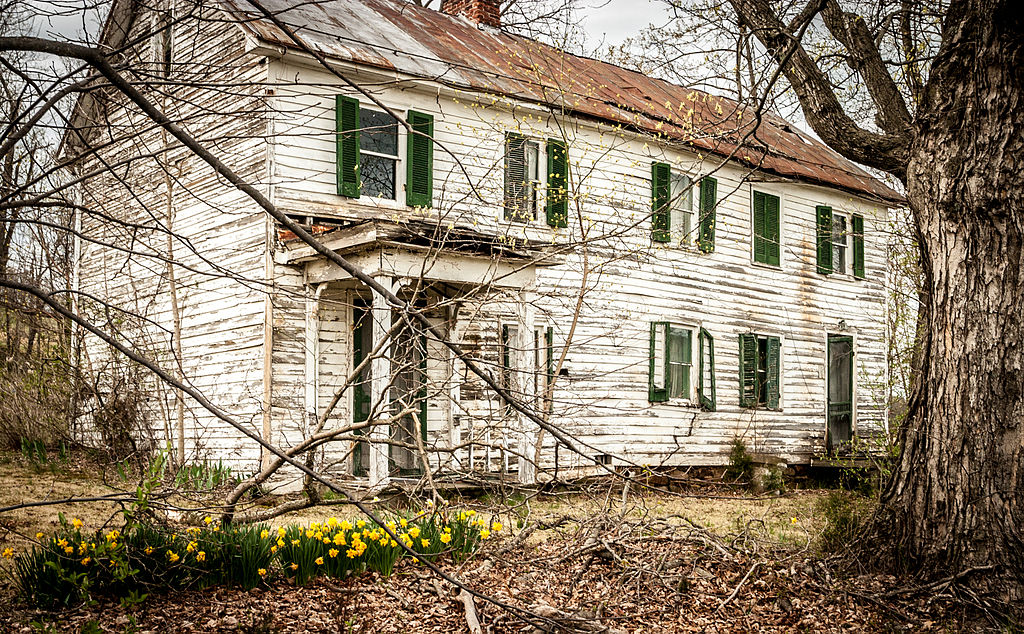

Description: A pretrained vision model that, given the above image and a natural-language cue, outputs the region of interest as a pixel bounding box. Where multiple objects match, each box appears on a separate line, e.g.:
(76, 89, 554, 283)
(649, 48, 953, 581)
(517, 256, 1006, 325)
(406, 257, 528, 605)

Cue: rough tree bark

(731, 0, 1023, 606)
(876, 0, 1024, 597)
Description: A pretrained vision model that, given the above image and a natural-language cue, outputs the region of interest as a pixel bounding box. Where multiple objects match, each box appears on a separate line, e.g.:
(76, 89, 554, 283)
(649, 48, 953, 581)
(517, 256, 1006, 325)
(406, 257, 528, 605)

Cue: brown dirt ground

(0, 454, 988, 632)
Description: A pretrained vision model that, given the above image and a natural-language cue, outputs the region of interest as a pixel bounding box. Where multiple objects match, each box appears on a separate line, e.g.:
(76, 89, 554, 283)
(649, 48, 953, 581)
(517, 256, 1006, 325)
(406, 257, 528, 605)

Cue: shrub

(817, 490, 869, 553)
(724, 438, 754, 484)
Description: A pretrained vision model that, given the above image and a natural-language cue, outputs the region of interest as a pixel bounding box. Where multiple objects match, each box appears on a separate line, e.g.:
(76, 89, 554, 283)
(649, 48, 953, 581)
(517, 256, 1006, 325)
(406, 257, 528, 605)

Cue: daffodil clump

(3, 507, 503, 607)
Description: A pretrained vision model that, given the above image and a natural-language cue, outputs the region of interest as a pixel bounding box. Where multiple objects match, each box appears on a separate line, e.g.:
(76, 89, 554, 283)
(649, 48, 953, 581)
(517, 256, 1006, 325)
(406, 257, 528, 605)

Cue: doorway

(826, 334, 854, 454)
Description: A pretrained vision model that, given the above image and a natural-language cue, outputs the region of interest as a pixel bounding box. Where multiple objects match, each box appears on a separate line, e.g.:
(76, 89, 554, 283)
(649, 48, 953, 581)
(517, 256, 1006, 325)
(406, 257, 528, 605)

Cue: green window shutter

(816, 205, 833, 274)
(852, 214, 865, 279)
(766, 336, 781, 410)
(752, 191, 767, 263)
(649, 322, 669, 402)
(405, 110, 433, 208)
(504, 132, 526, 220)
(738, 333, 757, 408)
(698, 328, 716, 411)
(765, 193, 781, 266)
(545, 326, 554, 381)
(651, 162, 671, 242)
(546, 138, 569, 228)
(698, 176, 717, 253)
(336, 95, 360, 198)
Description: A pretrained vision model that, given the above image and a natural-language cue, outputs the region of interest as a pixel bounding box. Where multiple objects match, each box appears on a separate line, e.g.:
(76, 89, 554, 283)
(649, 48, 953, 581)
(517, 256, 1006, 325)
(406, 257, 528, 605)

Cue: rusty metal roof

(227, 0, 903, 204)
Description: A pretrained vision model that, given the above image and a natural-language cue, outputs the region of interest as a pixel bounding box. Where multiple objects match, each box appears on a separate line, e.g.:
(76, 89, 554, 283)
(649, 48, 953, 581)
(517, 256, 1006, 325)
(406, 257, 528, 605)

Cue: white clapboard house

(67, 0, 902, 486)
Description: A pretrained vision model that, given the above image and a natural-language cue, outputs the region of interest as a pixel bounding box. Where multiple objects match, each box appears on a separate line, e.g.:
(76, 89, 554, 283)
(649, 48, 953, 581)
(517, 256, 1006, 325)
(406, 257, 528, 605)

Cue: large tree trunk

(870, 0, 1024, 603)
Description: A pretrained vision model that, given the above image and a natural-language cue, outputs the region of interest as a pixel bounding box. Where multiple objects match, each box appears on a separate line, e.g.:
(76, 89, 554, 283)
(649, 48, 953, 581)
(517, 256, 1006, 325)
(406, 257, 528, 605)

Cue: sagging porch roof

(277, 219, 558, 289)
(224, 0, 904, 205)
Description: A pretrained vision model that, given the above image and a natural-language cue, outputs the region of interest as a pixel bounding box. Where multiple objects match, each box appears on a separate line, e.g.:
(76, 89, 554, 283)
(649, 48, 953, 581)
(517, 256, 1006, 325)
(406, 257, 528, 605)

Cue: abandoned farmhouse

(68, 0, 902, 487)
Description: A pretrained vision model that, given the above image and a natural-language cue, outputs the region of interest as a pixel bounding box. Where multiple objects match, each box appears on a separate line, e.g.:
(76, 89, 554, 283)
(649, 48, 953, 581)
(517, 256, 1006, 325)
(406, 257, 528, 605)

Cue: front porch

(274, 219, 559, 488)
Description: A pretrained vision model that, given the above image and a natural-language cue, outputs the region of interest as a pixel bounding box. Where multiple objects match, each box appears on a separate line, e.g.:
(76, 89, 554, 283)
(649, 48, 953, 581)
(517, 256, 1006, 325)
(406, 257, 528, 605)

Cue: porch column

(303, 283, 326, 431)
(368, 276, 394, 489)
(517, 289, 537, 483)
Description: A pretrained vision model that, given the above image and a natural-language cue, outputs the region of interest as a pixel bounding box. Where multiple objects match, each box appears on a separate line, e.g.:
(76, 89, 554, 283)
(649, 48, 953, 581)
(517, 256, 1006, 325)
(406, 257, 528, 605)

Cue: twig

(718, 562, 759, 611)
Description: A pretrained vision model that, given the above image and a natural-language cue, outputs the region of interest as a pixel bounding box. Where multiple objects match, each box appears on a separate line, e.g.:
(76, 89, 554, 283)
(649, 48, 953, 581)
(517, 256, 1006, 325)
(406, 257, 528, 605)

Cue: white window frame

(651, 321, 697, 403)
(832, 212, 850, 275)
(358, 106, 406, 204)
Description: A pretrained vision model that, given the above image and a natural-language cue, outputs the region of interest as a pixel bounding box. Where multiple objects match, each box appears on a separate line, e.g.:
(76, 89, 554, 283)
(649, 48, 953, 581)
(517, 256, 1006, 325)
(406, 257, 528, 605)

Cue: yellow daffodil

(356, 520, 366, 529)
(390, 540, 397, 548)
(260, 529, 269, 539)
(333, 532, 345, 546)
(64, 546, 74, 555)
(186, 541, 197, 553)
(346, 548, 357, 558)
(258, 568, 267, 577)
(271, 545, 278, 554)
(35, 532, 43, 540)
(196, 551, 206, 562)
(277, 539, 285, 548)
(145, 546, 154, 555)
(291, 539, 300, 546)
(409, 526, 420, 539)
(167, 551, 180, 563)
(340, 520, 352, 531)
(290, 563, 298, 571)
(278, 527, 286, 537)
(327, 517, 338, 528)
(492, 521, 503, 532)
(82, 557, 91, 565)
(399, 518, 408, 528)
(329, 548, 339, 558)
(480, 529, 491, 540)
(71, 518, 83, 529)
(315, 556, 324, 565)
(2, 547, 14, 558)
(440, 533, 452, 545)
(204, 516, 213, 525)
(57, 538, 68, 548)
(420, 538, 430, 548)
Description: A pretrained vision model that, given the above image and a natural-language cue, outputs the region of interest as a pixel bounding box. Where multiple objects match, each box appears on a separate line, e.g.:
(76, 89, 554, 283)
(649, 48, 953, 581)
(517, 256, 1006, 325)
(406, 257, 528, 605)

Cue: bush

(3, 505, 503, 608)
(816, 490, 869, 553)
(724, 438, 754, 484)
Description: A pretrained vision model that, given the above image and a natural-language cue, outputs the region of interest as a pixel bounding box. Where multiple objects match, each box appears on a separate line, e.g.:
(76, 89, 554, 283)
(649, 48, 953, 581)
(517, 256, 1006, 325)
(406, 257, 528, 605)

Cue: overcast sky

(577, 0, 666, 49)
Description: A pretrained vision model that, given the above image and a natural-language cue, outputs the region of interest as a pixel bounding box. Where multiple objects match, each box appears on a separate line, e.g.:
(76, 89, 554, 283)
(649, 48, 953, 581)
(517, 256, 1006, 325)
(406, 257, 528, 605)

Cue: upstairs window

(651, 163, 717, 250)
(504, 133, 541, 221)
(336, 96, 434, 206)
(832, 214, 848, 274)
(752, 190, 781, 266)
(817, 206, 865, 278)
(360, 109, 399, 200)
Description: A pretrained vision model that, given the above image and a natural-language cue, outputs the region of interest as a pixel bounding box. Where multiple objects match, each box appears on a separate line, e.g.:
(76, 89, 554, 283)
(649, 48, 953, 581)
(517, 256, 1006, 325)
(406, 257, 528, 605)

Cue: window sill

(750, 259, 783, 271)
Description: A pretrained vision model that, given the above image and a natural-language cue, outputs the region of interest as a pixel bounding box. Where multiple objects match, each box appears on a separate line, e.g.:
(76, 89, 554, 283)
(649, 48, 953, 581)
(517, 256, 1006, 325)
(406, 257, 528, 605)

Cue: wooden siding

(266, 59, 889, 471)
(72, 1, 271, 470)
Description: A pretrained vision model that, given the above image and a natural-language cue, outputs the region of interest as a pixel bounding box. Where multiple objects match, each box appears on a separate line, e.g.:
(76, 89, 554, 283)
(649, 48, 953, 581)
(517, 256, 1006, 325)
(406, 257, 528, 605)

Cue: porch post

(368, 276, 394, 489)
(517, 289, 537, 483)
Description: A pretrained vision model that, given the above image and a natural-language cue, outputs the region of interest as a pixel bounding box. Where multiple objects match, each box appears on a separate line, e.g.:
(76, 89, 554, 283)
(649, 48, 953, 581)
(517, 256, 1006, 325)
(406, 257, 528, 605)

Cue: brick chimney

(440, 0, 500, 29)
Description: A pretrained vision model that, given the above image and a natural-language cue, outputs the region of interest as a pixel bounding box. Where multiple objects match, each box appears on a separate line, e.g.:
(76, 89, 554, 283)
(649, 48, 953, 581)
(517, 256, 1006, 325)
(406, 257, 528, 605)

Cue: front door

(826, 334, 854, 454)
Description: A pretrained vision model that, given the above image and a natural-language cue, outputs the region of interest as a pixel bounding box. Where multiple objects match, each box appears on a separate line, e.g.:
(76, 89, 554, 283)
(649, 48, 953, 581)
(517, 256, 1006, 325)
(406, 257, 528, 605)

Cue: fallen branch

(718, 562, 759, 611)
(458, 588, 483, 634)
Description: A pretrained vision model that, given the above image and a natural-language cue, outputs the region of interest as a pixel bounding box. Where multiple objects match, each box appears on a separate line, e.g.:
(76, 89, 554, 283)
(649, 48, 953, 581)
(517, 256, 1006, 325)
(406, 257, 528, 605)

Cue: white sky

(577, 0, 666, 49)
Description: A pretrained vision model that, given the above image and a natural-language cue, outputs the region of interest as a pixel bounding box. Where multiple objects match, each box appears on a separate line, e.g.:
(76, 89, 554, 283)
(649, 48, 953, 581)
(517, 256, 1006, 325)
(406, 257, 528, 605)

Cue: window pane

(361, 154, 396, 199)
(506, 139, 539, 220)
(653, 324, 666, 390)
(756, 336, 769, 405)
(833, 215, 847, 273)
(360, 109, 398, 155)
(668, 327, 691, 399)
(670, 173, 693, 241)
